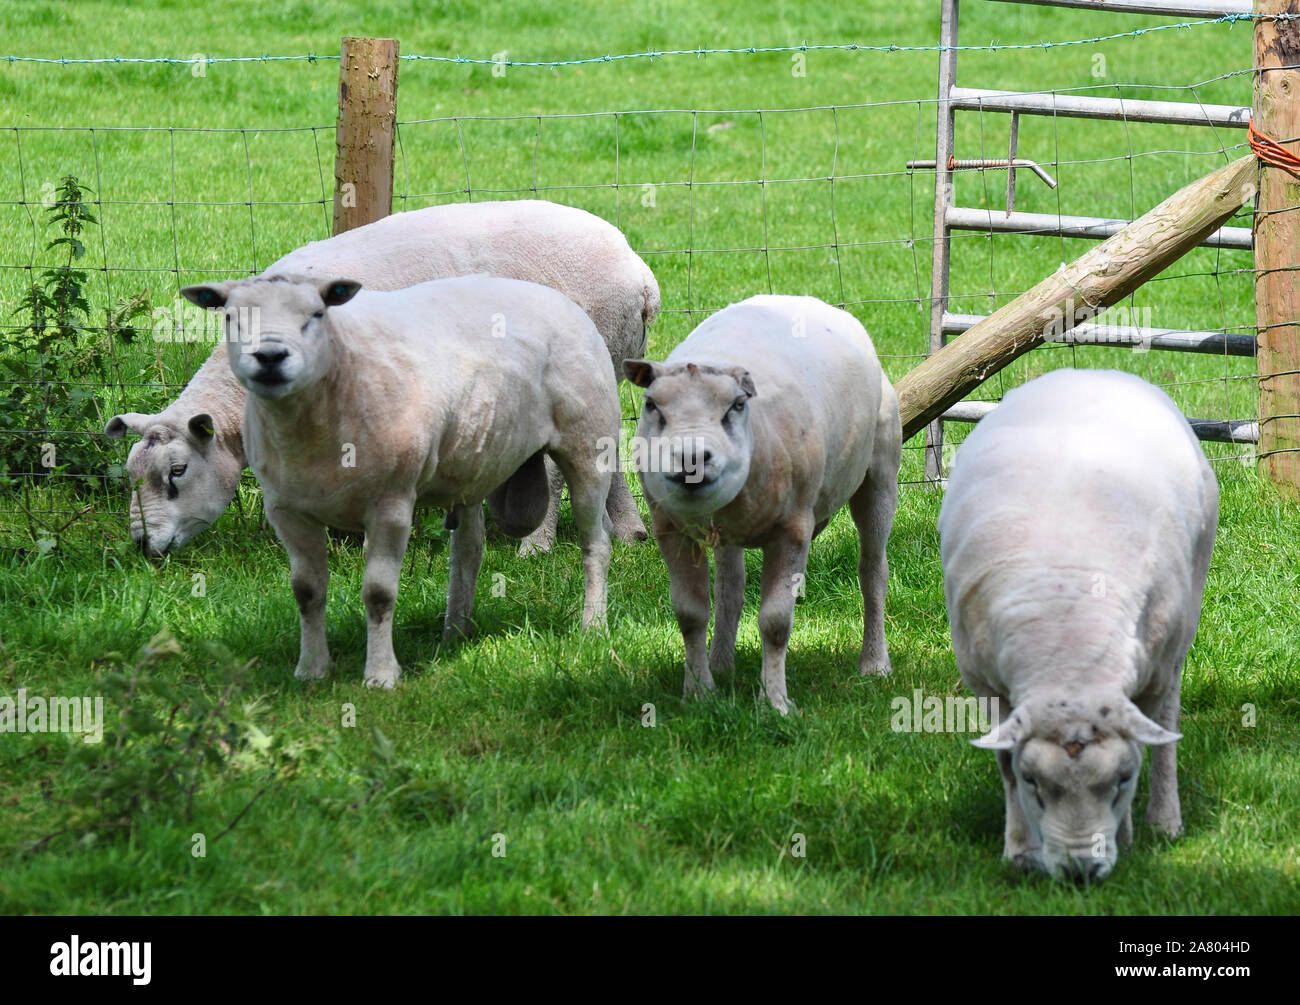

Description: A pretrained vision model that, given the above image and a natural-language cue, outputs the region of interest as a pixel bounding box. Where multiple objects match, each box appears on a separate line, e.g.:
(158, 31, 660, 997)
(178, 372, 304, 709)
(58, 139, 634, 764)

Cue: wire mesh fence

(0, 11, 1281, 550)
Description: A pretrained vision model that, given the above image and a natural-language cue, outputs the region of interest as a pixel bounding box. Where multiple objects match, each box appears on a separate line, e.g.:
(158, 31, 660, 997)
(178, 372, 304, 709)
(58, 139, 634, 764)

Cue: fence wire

(0, 32, 1282, 547)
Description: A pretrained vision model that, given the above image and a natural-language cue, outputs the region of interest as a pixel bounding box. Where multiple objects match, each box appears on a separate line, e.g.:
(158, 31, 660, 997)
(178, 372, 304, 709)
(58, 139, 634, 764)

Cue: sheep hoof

(443, 620, 474, 644)
(1147, 815, 1183, 838)
(1006, 849, 1041, 873)
(611, 519, 649, 544)
(708, 653, 735, 675)
(517, 534, 554, 557)
(363, 667, 400, 689)
(293, 660, 330, 682)
(768, 695, 798, 717)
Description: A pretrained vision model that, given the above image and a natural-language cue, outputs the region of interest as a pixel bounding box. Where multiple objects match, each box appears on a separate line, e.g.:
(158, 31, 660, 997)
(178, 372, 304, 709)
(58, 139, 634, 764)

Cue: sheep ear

(623, 359, 661, 388)
(187, 413, 215, 444)
(181, 283, 232, 310)
(1120, 701, 1181, 746)
(105, 412, 153, 439)
(972, 707, 1025, 750)
(971, 725, 1016, 751)
(730, 367, 757, 399)
(320, 279, 361, 306)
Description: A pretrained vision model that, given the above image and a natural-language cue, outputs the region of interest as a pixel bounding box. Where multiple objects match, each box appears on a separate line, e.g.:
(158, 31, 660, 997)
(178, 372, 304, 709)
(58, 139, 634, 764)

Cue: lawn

(0, 0, 1296, 914)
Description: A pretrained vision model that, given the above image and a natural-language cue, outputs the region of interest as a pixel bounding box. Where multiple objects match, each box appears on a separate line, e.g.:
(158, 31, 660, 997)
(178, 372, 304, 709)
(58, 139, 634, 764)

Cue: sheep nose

(669, 448, 714, 488)
(1062, 855, 1109, 882)
(253, 346, 289, 368)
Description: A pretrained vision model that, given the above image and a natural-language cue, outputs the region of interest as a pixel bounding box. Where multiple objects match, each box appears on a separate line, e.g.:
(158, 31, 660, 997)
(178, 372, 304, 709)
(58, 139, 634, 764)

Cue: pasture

(0, 0, 1297, 914)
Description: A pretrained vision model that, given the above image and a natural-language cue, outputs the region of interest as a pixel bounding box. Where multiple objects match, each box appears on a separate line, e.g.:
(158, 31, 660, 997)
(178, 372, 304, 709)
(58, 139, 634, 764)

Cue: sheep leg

(853, 384, 901, 677)
(605, 467, 649, 543)
(997, 749, 1037, 867)
(444, 500, 486, 642)
(1118, 804, 1134, 848)
(709, 545, 746, 674)
(1145, 672, 1183, 836)
(361, 497, 414, 689)
(547, 449, 611, 630)
(268, 505, 331, 682)
(757, 523, 812, 715)
(517, 458, 566, 557)
(654, 510, 713, 697)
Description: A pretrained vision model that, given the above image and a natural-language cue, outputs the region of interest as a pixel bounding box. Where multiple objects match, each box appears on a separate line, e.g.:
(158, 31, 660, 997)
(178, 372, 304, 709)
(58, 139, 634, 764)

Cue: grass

(0, 1, 1297, 914)
(1, 468, 1297, 914)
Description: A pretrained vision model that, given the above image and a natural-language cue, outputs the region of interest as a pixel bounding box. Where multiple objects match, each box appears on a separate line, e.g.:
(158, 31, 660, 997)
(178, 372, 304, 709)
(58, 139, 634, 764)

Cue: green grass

(1, 468, 1297, 914)
(0, 1, 1297, 914)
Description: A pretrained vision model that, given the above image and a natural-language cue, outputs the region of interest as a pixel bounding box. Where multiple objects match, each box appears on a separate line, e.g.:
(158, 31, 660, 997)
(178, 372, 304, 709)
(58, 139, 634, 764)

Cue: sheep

(105, 199, 659, 554)
(938, 369, 1218, 881)
(624, 295, 902, 715)
(180, 273, 618, 688)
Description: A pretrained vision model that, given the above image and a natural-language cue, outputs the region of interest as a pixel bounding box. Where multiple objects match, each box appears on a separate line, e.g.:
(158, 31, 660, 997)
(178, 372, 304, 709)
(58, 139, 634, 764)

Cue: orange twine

(1249, 118, 1300, 177)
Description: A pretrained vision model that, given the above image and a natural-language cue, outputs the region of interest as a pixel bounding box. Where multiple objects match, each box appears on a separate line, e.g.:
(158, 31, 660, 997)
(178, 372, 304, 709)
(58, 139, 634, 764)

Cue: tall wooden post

(332, 37, 399, 235)
(1254, 1, 1300, 498)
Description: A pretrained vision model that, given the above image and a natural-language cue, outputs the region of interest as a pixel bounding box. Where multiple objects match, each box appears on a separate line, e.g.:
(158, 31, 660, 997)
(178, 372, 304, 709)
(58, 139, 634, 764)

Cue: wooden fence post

(1254, 0, 1300, 499)
(332, 37, 400, 235)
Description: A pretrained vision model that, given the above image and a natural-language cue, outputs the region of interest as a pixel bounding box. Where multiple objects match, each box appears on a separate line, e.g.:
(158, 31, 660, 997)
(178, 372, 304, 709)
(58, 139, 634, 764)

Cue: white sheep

(180, 273, 618, 688)
(106, 200, 659, 554)
(939, 369, 1218, 880)
(624, 295, 902, 714)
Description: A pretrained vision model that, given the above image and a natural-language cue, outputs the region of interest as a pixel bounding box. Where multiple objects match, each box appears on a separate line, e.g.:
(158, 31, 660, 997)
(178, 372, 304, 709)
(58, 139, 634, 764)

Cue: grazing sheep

(625, 295, 902, 715)
(939, 369, 1218, 880)
(180, 273, 617, 688)
(106, 200, 659, 554)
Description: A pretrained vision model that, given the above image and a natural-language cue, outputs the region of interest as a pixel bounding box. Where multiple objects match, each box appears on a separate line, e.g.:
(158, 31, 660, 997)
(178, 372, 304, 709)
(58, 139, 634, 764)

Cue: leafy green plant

(27, 630, 309, 852)
(1, 174, 153, 489)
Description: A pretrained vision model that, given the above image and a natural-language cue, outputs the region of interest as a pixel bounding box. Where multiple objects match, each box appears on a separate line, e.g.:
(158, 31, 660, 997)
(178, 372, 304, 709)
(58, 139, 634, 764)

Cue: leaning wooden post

(332, 37, 399, 235)
(1254, 0, 1300, 499)
(895, 155, 1255, 441)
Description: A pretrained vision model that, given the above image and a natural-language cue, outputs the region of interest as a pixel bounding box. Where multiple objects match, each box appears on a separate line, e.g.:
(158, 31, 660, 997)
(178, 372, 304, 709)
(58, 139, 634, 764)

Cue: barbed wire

(1, 12, 1295, 70)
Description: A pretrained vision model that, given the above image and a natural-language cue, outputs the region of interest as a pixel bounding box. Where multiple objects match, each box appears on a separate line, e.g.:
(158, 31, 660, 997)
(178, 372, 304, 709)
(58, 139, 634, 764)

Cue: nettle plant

(2, 174, 153, 488)
(29, 630, 317, 852)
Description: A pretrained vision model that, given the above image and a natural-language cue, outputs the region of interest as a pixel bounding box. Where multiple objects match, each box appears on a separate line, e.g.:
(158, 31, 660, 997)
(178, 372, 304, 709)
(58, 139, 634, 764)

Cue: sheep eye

(169, 463, 187, 479)
(1021, 774, 1037, 787)
(730, 398, 747, 413)
(312, 311, 324, 320)
(643, 399, 659, 416)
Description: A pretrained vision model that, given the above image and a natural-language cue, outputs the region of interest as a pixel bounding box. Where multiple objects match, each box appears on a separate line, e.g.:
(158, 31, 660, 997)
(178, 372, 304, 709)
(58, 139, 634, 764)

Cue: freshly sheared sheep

(939, 369, 1218, 881)
(180, 273, 618, 688)
(106, 200, 659, 554)
(625, 295, 902, 715)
